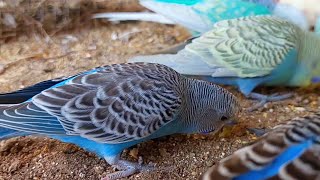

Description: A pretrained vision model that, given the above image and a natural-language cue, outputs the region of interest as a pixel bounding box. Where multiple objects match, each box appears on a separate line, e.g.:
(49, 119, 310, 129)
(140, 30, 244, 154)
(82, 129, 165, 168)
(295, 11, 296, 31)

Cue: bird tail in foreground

(200, 113, 320, 180)
(0, 105, 32, 140)
(0, 126, 30, 140)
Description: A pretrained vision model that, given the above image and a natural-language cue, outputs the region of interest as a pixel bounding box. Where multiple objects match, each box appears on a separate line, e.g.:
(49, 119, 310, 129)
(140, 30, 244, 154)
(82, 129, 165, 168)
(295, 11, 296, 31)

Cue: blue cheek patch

(311, 76, 320, 83)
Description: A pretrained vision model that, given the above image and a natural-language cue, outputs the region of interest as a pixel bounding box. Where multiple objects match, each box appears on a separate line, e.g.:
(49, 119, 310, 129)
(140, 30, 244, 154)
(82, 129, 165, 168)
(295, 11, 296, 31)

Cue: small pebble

(159, 148, 169, 157)
(129, 148, 139, 159)
(0, 64, 6, 74)
(279, 116, 286, 121)
(263, 113, 268, 118)
(94, 166, 104, 174)
(206, 161, 215, 167)
(284, 107, 290, 113)
(302, 99, 310, 104)
(79, 172, 85, 178)
(295, 107, 306, 112)
(8, 160, 20, 172)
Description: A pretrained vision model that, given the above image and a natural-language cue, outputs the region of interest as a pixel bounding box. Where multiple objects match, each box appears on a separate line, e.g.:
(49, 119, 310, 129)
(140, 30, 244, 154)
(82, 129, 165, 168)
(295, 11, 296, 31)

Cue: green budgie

(93, 0, 309, 35)
(0, 62, 240, 179)
(130, 15, 320, 110)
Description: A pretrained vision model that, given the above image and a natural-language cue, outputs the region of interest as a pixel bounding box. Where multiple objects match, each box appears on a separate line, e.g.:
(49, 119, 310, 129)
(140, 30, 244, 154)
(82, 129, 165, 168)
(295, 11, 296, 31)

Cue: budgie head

(181, 79, 240, 134)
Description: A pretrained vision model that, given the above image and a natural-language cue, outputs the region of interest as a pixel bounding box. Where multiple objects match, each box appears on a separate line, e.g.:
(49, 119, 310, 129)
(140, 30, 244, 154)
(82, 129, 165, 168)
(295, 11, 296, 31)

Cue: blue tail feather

(0, 78, 69, 104)
(0, 127, 31, 140)
(235, 139, 313, 180)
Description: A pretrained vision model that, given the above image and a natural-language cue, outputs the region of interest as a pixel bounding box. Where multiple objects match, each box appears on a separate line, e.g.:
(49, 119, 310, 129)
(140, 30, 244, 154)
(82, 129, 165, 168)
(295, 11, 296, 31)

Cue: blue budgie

(130, 15, 320, 110)
(93, 0, 309, 35)
(201, 112, 320, 180)
(0, 62, 240, 179)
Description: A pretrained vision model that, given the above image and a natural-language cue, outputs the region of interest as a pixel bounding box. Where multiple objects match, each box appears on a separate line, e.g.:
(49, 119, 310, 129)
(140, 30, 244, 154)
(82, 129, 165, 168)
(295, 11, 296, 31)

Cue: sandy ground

(1, 1, 320, 180)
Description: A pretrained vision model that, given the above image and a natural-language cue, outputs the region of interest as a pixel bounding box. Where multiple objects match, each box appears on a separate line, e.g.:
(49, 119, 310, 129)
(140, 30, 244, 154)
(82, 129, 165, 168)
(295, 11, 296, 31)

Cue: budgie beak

(225, 119, 238, 126)
(311, 76, 320, 83)
(200, 119, 238, 135)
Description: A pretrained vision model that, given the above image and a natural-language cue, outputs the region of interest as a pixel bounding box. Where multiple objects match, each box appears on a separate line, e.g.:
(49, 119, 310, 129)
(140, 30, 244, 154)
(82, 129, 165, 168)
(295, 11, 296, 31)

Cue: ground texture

(0, 1, 320, 180)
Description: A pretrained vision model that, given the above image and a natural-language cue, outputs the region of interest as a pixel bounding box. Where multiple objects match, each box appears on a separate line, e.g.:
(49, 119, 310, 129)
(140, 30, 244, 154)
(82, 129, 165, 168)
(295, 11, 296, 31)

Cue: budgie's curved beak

(311, 76, 320, 83)
(201, 119, 238, 135)
(226, 119, 238, 126)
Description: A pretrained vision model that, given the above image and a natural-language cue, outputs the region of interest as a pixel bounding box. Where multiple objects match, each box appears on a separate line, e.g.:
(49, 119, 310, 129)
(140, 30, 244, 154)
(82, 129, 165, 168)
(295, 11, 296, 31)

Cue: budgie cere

(130, 15, 320, 110)
(0, 62, 240, 180)
(201, 112, 320, 180)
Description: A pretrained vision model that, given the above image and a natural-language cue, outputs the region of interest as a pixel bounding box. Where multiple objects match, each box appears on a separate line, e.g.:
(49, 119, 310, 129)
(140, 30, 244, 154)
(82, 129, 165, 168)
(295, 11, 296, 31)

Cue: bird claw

(138, 156, 143, 165)
(102, 156, 157, 180)
(111, 164, 126, 171)
(246, 92, 293, 111)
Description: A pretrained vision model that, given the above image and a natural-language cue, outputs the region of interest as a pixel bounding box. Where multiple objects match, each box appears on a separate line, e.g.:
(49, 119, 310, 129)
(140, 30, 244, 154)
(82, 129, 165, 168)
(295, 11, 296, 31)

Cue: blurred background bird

(279, 0, 320, 32)
(93, 0, 310, 35)
(0, 62, 240, 180)
(201, 112, 320, 180)
(129, 15, 320, 110)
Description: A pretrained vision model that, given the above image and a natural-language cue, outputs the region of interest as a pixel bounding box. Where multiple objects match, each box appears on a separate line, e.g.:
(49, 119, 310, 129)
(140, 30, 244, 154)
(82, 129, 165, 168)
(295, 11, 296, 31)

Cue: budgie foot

(103, 156, 156, 180)
(247, 92, 293, 111)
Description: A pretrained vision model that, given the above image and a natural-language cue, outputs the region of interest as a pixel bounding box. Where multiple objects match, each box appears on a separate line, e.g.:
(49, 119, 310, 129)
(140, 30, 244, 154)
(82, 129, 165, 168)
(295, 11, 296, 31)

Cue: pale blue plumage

(202, 113, 320, 180)
(0, 62, 240, 179)
(93, 0, 309, 35)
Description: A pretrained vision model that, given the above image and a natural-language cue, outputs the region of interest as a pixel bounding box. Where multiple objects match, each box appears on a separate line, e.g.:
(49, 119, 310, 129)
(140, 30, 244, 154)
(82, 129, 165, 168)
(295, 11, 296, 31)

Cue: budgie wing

(186, 15, 299, 77)
(32, 63, 182, 144)
(201, 113, 320, 180)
